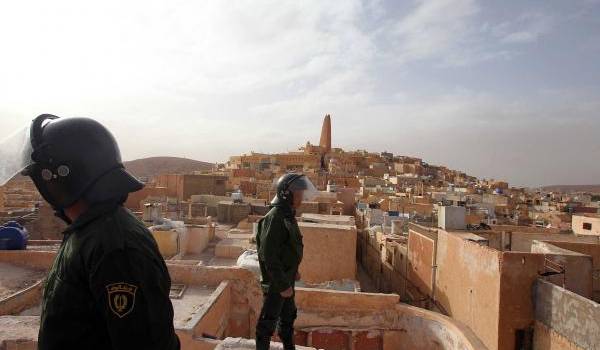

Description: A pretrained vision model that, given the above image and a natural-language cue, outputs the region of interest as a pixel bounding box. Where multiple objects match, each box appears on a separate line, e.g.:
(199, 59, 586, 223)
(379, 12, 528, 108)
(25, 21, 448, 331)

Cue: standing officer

(0, 114, 180, 350)
(255, 173, 318, 350)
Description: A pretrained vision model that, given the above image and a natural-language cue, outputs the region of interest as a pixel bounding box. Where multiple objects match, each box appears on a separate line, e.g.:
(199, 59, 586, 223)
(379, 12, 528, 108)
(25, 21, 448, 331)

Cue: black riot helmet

(271, 173, 318, 207)
(16, 114, 143, 209)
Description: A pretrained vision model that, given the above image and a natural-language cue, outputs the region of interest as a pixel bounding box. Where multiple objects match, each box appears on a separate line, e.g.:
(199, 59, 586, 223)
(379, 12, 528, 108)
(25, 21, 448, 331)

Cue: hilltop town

(1, 115, 599, 350)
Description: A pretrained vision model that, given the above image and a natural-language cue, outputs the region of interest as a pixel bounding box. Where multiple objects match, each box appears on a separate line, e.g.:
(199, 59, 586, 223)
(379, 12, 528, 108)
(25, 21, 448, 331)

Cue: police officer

(255, 173, 318, 350)
(0, 115, 180, 350)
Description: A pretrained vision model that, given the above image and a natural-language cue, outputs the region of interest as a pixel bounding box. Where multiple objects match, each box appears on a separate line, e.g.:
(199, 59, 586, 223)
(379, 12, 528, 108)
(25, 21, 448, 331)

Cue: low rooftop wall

(531, 240, 593, 298)
(534, 279, 600, 349)
(294, 288, 487, 350)
(298, 222, 357, 283)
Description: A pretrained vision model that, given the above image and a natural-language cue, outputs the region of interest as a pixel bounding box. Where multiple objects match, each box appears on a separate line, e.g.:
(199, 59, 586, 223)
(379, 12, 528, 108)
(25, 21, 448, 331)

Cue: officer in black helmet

(0, 115, 180, 350)
(255, 173, 318, 350)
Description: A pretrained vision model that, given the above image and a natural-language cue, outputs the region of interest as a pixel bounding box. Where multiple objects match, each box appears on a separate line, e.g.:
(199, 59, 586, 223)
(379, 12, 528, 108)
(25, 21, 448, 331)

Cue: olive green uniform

(255, 205, 303, 350)
(38, 202, 180, 350)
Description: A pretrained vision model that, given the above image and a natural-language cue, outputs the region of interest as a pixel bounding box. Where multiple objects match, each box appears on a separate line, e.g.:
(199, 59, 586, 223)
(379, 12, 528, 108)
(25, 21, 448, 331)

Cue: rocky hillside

(123, 156, 214, 179)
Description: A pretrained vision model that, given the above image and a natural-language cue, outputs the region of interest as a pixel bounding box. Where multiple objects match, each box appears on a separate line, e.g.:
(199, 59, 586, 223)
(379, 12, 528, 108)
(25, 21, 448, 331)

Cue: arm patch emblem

(106, 283, 137, 318)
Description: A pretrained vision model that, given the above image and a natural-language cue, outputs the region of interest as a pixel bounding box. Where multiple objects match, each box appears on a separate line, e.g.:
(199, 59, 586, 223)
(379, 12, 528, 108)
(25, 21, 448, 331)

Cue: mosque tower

(319, 114, 332, 153)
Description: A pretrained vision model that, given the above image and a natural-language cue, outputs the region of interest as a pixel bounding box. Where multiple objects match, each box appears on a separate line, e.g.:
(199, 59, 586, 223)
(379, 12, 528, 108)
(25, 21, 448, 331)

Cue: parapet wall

(0, 280, 43, 316)
(531, 240, 593, 298)
(435, 229, 502, 350)
(166, 263, 263, 345)
(166, 264, 488, 349)
(294, 288, 487, 350)
(534, 279, 600, 349)
(0, 255, 489, 350)
(404, 226, 600, 350)
(298, 222, 357, 283)
(544, 241, 600, 302)
(0, 250, 55, 270)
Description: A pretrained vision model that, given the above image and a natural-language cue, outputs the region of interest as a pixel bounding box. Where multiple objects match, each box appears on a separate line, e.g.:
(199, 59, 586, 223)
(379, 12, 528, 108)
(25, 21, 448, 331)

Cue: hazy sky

(0, 0, 599, 187)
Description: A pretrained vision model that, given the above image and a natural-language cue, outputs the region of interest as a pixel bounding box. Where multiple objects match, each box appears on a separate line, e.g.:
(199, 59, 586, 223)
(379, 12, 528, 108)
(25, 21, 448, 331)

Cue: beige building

(572, 213, 600, 235)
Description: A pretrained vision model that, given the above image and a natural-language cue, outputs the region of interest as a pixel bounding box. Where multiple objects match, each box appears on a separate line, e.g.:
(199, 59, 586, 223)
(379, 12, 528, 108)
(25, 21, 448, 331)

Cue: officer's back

(39, 202, 179, 350)
(1, 115, 180, 350)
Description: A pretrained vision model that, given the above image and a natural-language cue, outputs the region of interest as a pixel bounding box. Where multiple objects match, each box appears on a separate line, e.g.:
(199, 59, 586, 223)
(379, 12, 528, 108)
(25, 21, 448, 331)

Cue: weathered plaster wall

(407, 229, 436, 297)
(182, 226, 211, 256)
(477, 230, 600, 252)
(295, 288, 399, 312)
(572, 215, 600, 236)
(298, 222, 357, 283)
(195, 282, 232, 339)
(433, 231, 597, 350)
(545, 241, 600, 302)
(531, 241, 593, 298)
(0, 316, 39, 350)
(435, 230, 502, 350)
(0, 251, 55, 270)
(533, 321, 584, 350)
(23, 203, 66, 240)
(497, 252, 545, 350)
(358, 228, 410, 299)
(152, 229, 180, 258)
(215, 337, 315, 350)
(167, 264, 263, 340)
(534, 279, 600, 349)
(0, 280, 43, 316)
(294, 288, 487, 350)
(509, 232, 598, 252)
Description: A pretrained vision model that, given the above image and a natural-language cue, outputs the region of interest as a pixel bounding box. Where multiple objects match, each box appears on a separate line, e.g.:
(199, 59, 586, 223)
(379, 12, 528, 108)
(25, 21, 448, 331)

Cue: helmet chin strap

(53, 207, 72, 225)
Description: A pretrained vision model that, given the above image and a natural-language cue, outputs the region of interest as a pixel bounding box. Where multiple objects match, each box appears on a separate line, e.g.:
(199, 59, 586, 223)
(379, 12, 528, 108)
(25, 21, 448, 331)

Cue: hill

(540, 184, 600, 193)
(123, 157, 214, 179)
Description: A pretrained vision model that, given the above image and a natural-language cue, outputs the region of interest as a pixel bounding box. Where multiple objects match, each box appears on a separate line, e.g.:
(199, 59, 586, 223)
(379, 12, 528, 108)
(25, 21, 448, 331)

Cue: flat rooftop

(171, 285, 217, 329)
(576, 213, 600, 218)
(0, 316, 39, 347)
(297, 221, 356, 231)
(301, 213, 355, 225)
(0, 262, 45, 300)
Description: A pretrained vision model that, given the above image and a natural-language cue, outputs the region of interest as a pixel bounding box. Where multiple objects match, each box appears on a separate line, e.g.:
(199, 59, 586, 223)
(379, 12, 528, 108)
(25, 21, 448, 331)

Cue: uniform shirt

(256, 205, 304, 294)
(38, 202, 180, 350)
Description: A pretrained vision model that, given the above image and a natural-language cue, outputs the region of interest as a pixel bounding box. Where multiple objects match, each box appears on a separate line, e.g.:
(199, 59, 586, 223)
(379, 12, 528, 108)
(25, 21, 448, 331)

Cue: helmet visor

(289, 176, 319, 202)
(0, 125, 33, 186)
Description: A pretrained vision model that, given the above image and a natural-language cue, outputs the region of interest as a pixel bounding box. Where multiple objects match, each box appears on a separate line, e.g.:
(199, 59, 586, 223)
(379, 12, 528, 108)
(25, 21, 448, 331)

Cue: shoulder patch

(106, 282, 137, 318)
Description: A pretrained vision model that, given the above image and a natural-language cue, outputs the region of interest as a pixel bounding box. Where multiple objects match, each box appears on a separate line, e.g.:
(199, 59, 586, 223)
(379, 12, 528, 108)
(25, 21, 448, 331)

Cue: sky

(0, 0, 599, 187)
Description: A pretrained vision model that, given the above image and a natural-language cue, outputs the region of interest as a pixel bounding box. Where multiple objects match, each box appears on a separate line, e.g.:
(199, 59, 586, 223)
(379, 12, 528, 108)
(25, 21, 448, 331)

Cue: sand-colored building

(572, 213, 600, 236)
(360, 221, 600, 350)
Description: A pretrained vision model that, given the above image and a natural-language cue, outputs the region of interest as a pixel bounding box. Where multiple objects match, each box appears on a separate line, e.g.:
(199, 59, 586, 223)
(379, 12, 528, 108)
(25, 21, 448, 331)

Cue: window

(583, 222, 592, 230)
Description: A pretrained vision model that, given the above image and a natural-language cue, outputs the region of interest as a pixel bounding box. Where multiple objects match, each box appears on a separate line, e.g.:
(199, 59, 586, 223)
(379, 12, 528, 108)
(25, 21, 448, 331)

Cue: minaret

(319, 114, 332, 153)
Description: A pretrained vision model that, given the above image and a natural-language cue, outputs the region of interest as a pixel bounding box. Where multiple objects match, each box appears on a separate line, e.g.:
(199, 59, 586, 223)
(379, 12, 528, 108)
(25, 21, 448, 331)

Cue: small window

(583, 222, 592, 230)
